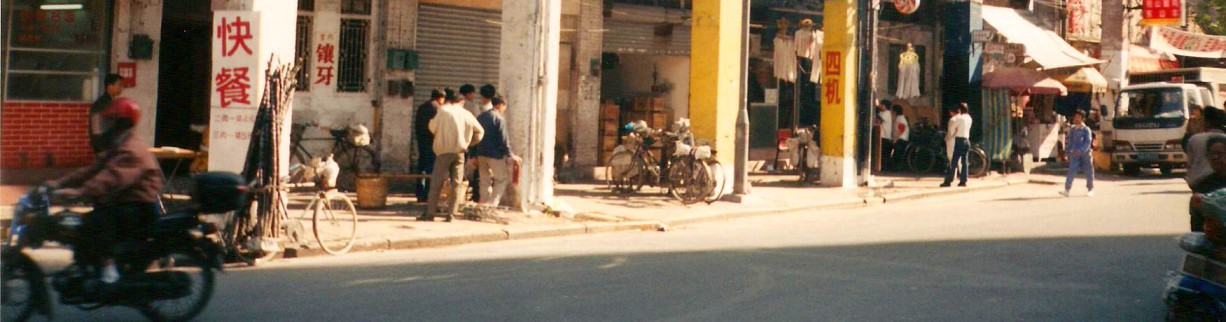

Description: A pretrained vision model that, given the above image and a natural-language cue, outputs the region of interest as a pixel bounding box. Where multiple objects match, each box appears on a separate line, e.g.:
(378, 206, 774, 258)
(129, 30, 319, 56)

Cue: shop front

(2, 0, 113, 169)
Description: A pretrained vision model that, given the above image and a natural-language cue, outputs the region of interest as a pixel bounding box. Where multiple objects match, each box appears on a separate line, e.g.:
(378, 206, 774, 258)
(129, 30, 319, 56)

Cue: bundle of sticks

(235, 57, 301, 252)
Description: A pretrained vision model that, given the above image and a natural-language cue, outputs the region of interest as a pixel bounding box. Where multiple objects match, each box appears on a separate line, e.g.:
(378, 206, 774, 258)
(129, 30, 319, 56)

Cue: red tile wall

(1, 101, 93, 168)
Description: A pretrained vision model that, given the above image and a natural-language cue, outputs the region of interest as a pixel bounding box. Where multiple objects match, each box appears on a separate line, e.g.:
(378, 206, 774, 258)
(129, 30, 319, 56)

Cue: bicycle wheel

(968, 148, 989, 178)
(312, 191, 358, 254)
(682, 161, 713, 204)
(796, 145, 810, 183)
(222, 201, 278, 265)
(703, 160, 726, 204)
(908, 146, 936, 173)
(607, 150, 635, 195)
(667, 156, 691, 200)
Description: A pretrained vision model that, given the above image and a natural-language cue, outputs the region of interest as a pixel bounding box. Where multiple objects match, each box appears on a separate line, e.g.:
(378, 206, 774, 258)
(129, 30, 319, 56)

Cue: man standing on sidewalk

(473, 96, 519, 206)
(1061, 111, 1095, 197)
(941, 103, 972, 187)
(876, 100, 894, 170)
(892, 104, 910, 167)
(413, 89, 445, 202)
(422, 88, 485, 222)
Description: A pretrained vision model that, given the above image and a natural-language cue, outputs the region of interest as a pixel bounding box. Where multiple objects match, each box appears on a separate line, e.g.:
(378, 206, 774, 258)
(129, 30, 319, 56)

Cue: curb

(259, 177, 1043, 261)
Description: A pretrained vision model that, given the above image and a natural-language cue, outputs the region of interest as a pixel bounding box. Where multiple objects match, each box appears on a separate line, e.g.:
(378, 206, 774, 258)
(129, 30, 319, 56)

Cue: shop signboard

(1140, 0, 1186, 27)
(1150, 26, 1226, 58)
(894, 0, 920, 14)
(985, 43, 1005, 54)
(210, 11, 262, 172)
(1066, 0, 1102, 42)
(972, 30, 993, 43)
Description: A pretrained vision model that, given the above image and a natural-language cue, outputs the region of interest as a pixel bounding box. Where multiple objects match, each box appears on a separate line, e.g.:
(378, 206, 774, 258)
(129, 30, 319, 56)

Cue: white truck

(1110, 68, 1226, 175)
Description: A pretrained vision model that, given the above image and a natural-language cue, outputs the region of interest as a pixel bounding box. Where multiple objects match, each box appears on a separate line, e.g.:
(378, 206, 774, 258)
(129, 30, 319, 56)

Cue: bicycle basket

(191, 172, 248, 213)
(694, 146, 713, 160)
(673, 143, 693, 156)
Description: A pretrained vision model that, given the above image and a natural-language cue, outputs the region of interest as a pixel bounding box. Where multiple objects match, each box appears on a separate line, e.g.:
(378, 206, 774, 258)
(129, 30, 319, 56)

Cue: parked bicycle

(289, 121, 380, 191)
(792, 125, 820, 183)
(904, 120, 988, 177)
(668, 141, 725, 204)
(607, 122, 666, 195)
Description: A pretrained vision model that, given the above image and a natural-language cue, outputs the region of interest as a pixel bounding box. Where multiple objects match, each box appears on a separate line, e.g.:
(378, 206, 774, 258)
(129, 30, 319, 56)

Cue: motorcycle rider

(45, 97, 164, 285)
(1185, 107, 1226, 232)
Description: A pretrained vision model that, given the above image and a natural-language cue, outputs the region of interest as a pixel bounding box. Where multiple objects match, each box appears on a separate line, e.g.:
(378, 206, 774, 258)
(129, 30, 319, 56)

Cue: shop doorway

(155, 1, 211, 150)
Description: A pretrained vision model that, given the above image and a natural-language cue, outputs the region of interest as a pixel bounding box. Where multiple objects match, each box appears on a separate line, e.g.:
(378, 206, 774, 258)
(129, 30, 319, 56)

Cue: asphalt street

(26, 174, 1191, 321)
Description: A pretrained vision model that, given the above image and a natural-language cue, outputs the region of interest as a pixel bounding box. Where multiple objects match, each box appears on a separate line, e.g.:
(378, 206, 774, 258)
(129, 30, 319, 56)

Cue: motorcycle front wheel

(139, 250, 216, 322)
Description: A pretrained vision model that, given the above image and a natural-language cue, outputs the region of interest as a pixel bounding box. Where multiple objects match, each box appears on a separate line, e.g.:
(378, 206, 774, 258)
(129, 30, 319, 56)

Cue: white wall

(111, 0, 163, 144)
(601, 54, 691, 118)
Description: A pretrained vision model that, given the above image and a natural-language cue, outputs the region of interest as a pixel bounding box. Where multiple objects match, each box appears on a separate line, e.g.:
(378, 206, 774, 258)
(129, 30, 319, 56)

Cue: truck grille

(1135, 143, 1164, 151)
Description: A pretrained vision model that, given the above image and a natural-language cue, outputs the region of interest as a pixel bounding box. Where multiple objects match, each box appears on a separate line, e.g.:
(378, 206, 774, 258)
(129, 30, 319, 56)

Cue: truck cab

(1109, 68, 1226, 175)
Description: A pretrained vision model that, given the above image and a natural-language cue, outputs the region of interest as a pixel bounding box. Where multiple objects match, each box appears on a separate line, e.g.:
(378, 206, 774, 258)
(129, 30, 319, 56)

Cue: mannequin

(773, 18, 797, 83)
(895, 43, 922, 99)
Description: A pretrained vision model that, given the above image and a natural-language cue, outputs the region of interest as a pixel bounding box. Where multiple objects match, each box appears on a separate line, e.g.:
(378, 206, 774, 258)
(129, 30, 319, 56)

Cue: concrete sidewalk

(0, 170, 1038, 261)
(286, 171, 1034, 258)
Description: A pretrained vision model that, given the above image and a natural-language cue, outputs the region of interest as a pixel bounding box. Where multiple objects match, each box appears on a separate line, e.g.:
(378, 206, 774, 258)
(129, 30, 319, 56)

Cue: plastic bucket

(355, 176, 388, 209)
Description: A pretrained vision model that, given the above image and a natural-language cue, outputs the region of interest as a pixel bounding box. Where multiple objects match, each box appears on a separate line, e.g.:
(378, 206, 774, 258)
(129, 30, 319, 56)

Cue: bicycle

(905, 122, 988, 177)
(668, 142, 725, 204)
(289, 121, 381, 191)
(792, 125, 820, 183)
(607, 124, 665, 195)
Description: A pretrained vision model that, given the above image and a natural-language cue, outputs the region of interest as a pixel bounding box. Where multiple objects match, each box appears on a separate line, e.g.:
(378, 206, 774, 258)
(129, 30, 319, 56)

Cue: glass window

(295, 14, 312, 91)
(5, 0, 109, 101)
(1120, 88, 1186, 119)
(341, 0, 371, 15)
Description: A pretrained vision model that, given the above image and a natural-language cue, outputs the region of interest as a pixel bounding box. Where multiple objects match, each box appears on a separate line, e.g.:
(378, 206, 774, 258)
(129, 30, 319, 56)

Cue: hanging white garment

(795, 29, 817, 59)
(773, 36, 797, 83)
(809, 31, 824, 84)
(895, 52, 921, 99)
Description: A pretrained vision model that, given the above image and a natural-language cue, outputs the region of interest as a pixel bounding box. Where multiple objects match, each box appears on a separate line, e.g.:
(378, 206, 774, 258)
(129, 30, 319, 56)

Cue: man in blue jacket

(1062, 111, 1095, 197)
(472, 96, 519, 206)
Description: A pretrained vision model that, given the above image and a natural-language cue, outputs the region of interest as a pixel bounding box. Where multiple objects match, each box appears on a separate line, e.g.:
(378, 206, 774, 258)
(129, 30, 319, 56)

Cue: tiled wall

(1, 102, 93, 168)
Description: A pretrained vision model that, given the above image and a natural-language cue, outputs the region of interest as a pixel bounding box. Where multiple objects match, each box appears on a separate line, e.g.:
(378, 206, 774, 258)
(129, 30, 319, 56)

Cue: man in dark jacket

(90, 74, 125, 154)
(49, 98, 163, 284)
(472, 96, 518, 206)
(414, 89, 445, 201)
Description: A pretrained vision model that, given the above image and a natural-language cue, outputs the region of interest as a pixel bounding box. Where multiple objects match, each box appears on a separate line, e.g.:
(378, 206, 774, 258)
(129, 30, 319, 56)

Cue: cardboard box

(602, 104, 620, 119)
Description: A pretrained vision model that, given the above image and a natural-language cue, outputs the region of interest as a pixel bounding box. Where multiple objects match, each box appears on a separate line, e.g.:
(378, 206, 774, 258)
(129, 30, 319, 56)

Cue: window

(338, 19, 369, 92)
(1119, 88, 1186, 119)
(299, 0, 315, 11)
(4, 0, 109, 101)
(295, 14, 313, 91)
(886, 43, 926, 97)
(341, 0, 371, 15)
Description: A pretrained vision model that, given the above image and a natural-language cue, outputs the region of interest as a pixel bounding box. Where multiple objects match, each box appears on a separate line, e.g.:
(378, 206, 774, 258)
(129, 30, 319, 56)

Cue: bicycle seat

(329, 128, 348, 139)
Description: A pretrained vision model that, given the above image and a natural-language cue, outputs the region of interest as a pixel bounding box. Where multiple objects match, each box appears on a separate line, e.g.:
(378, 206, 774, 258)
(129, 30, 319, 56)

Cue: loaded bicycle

(289, 121, 380, 191)
(903, 119, 989, 177)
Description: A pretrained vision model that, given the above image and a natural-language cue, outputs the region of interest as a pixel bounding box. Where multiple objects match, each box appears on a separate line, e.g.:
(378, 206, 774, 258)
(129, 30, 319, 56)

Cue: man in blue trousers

(1061, 111, 1095, 197)
(941, 103, 972, 187)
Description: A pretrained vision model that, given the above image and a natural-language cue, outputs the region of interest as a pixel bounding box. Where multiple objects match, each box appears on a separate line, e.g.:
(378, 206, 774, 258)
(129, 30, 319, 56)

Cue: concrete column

(819, 0, 859, 188)
(380, 0, 419, 174)
(111, 0, 163, 144)
(572, 0, 603, 168)
(1100, 0, 1128, 122)
(500, 0, 562, 210)
(208, 0, 298, 173)
(688, 0, 744, 166)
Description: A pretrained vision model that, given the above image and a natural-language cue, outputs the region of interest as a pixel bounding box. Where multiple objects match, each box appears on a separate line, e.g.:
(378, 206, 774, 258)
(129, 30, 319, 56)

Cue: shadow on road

(194, 235, 1176, 322)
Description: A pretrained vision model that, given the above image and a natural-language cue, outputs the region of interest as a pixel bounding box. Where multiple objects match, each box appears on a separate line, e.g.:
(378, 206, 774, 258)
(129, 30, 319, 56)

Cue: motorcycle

(1166, 190, 1226, 321)
(1, 172, 246, 322)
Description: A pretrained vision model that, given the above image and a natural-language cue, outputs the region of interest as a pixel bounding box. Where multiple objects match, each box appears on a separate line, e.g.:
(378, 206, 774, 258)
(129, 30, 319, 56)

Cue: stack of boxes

(599, 102, 621, 165)
(597, 97, 672, 165)
(628, 97, 669, 130)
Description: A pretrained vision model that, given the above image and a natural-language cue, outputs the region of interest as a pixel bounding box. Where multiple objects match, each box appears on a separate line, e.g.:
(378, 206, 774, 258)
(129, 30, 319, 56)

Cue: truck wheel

(1124, 164, 1142, 176)
(1161, 165, 1174, 175)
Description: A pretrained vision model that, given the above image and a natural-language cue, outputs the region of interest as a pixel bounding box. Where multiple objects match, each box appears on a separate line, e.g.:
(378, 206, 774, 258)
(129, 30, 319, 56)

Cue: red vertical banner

(1140, 0, 1185, 26)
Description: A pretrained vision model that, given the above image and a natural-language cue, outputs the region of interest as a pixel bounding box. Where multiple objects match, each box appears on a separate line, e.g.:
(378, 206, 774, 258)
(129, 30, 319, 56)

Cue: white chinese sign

(210, 11, 262, 172)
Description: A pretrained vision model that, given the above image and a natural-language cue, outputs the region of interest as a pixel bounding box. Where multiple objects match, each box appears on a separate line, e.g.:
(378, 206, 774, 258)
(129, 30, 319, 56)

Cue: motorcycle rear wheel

(1, 258, 40, 322)
(139, 250, 215, 322)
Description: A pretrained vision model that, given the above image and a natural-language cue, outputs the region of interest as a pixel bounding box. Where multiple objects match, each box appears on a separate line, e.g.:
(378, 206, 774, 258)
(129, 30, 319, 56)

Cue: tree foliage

(1196, 0, 1226, 35)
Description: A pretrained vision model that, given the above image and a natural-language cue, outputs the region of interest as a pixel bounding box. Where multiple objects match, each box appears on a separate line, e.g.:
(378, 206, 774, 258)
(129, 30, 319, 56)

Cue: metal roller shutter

(413, 4, 502, 107)
(603, 20, 691, 56)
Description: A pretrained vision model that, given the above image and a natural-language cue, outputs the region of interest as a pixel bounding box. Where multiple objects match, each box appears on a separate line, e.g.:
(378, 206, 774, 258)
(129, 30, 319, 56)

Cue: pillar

(500, 0, 562, 210)
(688, 0, 744, 166)
(1100, 0, 1128, 125)
(111, 0, 163, 144)
(572, 0, 603, 168)
(207, 0, 298, 173)
(819, 0, 859, 188)
(940, 0, 983, 139)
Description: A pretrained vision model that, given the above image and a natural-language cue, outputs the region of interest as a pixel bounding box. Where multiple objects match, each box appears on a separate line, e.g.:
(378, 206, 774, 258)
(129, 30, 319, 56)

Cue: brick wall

(1, 102, 93, 169)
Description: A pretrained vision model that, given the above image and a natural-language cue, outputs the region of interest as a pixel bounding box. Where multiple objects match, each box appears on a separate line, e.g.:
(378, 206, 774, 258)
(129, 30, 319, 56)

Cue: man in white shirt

(891, 104, 910, 168)
(422, 88, 485, 222)
(941, 103, 973, 187)
(876, 100, 894, 169)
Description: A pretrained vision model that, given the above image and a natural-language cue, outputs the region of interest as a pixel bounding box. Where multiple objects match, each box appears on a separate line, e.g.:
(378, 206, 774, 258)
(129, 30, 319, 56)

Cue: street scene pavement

(21, 172, 1189, 321)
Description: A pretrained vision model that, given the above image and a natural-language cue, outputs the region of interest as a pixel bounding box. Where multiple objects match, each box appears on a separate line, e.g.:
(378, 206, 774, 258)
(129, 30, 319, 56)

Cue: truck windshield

(1119, 89, 1185, 119)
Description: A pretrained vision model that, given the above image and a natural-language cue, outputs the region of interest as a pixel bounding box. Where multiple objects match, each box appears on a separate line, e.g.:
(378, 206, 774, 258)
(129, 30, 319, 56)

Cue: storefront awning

(1130, 44, 1181, 73)
(1052, 67, 1109, 93)
(982, 6, 1105, 70)
(983, 67, 1068, 96)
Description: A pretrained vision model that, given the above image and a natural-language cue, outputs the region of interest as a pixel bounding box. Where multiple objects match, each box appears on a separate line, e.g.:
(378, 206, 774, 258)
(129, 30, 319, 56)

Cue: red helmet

(102, 98, 141, 125)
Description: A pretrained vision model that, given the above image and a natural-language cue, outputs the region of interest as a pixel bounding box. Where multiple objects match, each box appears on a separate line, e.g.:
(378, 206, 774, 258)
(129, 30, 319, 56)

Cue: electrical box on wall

(130, 34, 154, 60)
(386, 49, 419, 70)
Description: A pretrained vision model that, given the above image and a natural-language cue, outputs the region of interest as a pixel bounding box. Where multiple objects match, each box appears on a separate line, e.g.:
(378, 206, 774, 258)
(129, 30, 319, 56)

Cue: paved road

(28, 175, 1191, 321)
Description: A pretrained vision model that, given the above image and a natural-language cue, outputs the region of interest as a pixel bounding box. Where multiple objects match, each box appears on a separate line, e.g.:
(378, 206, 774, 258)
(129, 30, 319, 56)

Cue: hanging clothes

(895, 47, 921, 99)
(795, 29, 818, 60)
(773, 36, 797, 83)
(809, 30, 824, 84)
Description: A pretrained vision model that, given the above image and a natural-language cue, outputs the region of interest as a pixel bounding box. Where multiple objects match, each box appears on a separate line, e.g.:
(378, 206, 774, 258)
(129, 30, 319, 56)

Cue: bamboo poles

(234, 57, 301, 259)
